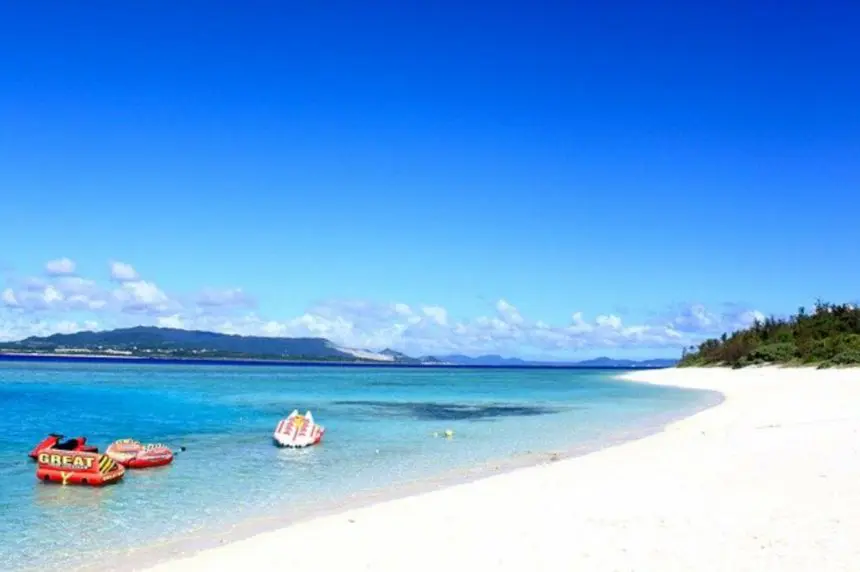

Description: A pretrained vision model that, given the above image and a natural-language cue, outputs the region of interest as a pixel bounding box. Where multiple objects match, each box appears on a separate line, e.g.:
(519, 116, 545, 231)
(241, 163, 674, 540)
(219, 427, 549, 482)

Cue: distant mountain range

(432, 354, 677, 368)
(0, 326, 676, 368)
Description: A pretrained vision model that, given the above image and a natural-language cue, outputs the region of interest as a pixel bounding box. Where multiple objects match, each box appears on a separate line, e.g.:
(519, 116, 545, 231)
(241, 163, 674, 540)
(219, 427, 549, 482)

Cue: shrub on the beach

(825, 349, 860, 367)
(745, 342, 797, 364)
(678, 301, 860, 368)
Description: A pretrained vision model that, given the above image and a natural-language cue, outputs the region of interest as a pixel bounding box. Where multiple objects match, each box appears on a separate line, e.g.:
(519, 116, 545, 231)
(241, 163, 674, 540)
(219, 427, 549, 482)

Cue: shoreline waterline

(1, 363, 720, 572)
(74, 371, 723, 572)
(132, 365, 860, 571)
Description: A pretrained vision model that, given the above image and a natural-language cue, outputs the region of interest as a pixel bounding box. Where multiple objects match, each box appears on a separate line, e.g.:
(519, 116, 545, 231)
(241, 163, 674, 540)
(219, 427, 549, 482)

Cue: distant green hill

(0, 326, 359, 361)
(0, 325, 677, 366)
(679, 301, 860, 368)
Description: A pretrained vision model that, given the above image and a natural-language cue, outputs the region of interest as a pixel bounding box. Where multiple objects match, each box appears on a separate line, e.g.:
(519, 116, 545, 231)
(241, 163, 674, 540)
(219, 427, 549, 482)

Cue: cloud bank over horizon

(0, 258, 765, 358)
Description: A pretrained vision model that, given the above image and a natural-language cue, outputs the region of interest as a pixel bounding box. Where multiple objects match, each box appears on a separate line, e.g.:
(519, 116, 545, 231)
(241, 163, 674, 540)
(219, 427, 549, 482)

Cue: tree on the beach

(679, 301, 860, 368)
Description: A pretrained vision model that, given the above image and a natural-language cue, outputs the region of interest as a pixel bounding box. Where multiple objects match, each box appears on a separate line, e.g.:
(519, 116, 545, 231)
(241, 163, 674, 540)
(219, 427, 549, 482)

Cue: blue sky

(1, 1, 859, 359)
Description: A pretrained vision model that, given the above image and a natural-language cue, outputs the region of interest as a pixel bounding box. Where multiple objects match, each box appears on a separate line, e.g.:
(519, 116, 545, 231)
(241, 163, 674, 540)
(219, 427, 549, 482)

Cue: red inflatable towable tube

(106, 439, 174, 469)
(29, 434, 99, 460)
(35, 449, 125, 486)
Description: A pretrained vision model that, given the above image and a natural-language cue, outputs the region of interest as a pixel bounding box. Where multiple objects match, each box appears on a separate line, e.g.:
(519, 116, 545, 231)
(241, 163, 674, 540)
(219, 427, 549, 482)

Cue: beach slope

(144, 366, 860, 571)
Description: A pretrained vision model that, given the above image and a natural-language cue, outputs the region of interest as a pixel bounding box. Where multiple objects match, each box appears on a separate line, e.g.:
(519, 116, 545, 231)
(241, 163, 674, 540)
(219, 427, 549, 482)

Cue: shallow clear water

(0, 361, 711, 571)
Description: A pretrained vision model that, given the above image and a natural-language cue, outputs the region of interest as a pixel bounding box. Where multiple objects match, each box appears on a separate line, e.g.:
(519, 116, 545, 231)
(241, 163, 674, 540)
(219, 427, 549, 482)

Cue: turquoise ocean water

(0, 360, 714, 571)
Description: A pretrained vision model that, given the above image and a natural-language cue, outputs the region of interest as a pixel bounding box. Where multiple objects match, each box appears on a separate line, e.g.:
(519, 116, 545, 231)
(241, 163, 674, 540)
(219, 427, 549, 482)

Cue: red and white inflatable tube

(106, 439, 174, 469)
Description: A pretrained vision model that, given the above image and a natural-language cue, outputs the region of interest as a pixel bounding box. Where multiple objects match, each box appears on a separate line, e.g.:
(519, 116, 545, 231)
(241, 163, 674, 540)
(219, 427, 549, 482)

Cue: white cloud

(495, 299, 524, 325)
(195, 287, 255, 309)
(45, 257, 76, 276)
(54, 276, 98, 295)
(595, 314, 623, 329)
(1, 288, 18, 307)
(734, 309, 766, 328)
(42, 285, 63, 304)
(669, 303, 718, 332)
(665, 302, 765, 335)
(2, 275, 107, 312)
(113, 280, 173, 314)
(0, 257, 768, 357)
(157, 314, 184, 329)
(109, 261, 139, 282)
(0, 317, 102, 342)
(393, 303, 412, 316)
(211, 298, 703, 357)
(421, 305, 448, 326)
(569, 312, 590, 333)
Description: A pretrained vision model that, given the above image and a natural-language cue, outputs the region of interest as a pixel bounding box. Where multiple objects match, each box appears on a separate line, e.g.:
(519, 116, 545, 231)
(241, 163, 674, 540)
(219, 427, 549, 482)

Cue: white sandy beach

(142, 366, 860, 571)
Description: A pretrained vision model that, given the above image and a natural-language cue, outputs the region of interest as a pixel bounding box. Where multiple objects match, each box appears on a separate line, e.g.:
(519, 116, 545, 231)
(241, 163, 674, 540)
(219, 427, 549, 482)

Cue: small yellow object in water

(444, 429, 454, 438)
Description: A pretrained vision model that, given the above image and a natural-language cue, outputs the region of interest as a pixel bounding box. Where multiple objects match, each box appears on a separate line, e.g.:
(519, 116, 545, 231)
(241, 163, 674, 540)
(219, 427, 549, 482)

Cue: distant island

(679, 301, 860, 368)
(0, 326, 675, 368)
(437, 354, 676, 368)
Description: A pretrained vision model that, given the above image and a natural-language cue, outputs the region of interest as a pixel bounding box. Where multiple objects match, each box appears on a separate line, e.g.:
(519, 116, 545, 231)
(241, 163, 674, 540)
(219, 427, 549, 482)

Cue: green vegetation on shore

(679, 301, 860, 368)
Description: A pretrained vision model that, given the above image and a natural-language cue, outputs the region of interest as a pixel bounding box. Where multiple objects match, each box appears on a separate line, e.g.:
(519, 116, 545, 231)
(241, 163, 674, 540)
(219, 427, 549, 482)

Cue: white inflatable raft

(273, 410, 325, 448)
